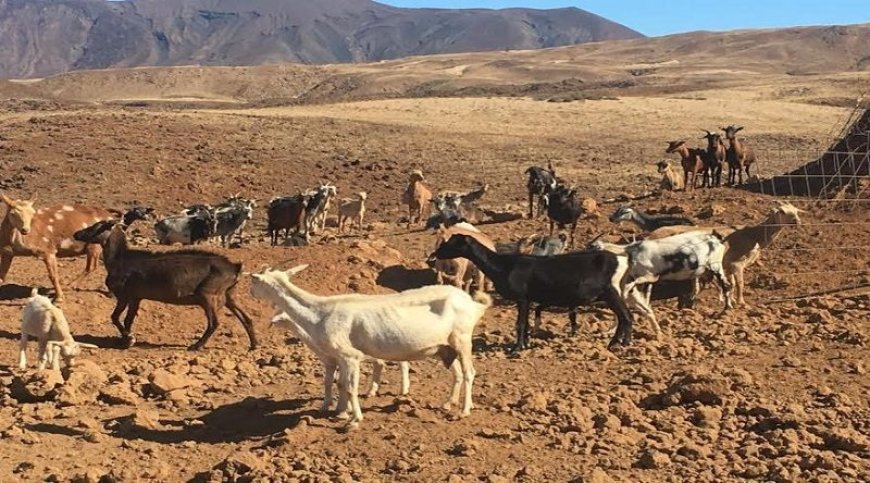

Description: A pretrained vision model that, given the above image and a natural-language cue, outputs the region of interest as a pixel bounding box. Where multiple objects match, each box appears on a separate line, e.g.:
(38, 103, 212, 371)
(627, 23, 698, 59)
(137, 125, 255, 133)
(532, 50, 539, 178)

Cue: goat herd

(5, 147, 802, 427)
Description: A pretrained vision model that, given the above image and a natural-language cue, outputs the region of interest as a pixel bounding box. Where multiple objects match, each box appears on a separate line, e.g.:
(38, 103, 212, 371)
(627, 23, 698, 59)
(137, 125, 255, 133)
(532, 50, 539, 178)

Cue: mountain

(0, 0, 642, 78)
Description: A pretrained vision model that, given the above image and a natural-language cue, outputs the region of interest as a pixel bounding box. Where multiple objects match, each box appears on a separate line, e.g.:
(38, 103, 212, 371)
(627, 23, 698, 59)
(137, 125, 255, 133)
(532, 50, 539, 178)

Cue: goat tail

(472, 291, 493, 308)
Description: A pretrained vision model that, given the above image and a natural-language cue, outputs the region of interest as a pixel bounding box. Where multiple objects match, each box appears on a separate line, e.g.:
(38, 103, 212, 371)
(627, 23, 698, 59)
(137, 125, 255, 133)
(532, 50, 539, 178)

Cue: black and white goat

(525, 163, 557, 218)
(154, 205, 215, 245)
(591, 231, 733, 331)
(213, 196, 256, 248)
(304, 183, 337, 235)
(609, 206, 694, 232)
(429, 234, 634, 350)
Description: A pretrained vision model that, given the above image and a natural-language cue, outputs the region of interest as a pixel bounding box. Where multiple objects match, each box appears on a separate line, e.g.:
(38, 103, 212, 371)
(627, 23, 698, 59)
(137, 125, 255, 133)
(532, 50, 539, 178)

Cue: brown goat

(73, 221, 257, 350)
(428, 223, 495, 293)
(722, 125, 756, 186)
(267, 195, 308, 246)
(665, 141, 705, 191)
(0, 195, 113, 301)
(701, 130, 726, 187)
(402, 170, 432, 228)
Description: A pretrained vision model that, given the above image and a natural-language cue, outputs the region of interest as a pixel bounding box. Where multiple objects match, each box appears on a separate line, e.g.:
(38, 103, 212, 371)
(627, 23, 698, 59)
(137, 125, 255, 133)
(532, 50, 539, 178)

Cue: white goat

(19, 289, 97, 370)
(337, 192, 367, 233)
(250, 265, 491, 427)
(591, 231, 733, 332)
(271, 311, 410, 413)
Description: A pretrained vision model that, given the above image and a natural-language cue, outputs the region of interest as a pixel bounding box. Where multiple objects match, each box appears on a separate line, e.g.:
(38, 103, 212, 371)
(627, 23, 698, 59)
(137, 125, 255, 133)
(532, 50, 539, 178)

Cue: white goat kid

(250, 265, 490, 427)
(19, 289, 97, 370)
(271, 311, 410, 414)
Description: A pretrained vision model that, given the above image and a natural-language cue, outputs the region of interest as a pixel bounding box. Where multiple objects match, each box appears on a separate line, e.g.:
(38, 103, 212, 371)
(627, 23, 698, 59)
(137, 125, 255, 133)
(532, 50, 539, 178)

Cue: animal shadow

(0, 284, 45, 301)
(108, 396, 318, 445)
(376, 265, 437, 292)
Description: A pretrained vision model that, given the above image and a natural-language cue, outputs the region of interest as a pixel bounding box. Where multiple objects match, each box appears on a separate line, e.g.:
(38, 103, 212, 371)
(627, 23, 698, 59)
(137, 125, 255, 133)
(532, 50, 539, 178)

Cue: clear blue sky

(384, 1, 870, 37)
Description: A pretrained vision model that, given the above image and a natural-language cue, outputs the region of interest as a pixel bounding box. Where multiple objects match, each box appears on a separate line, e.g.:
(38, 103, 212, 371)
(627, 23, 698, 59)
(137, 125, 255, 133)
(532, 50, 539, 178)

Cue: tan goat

(0, 195, 113, 301)
(337, 192, 367, 233)
(429, 223, 495, 293)
(656, 160, 685, 191)
(722, 202, 803, 306)
(402, 170, 432, 228)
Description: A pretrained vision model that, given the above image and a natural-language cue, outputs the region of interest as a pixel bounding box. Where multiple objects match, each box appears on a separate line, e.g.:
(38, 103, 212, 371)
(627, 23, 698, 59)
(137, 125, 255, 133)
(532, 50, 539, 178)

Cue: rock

(212, 451, 265, 480)
(517, 391, 549, 412)
(692, 406, 723, 429)
(677, 443, 712, 460)
(148, 369, 195, 395)
(698, 203, 726, 219)
(649, 370, 730, 408)
(99, 384, 140, 406)
(126, 409, 162, 431)
(576, 468, 613, 483)
(636, 448, 671, 469)
(448, 439, 479, 457)
(11, 370, 64, 403)
(58, 360, 108, 406)
(814, 428, 869, 453)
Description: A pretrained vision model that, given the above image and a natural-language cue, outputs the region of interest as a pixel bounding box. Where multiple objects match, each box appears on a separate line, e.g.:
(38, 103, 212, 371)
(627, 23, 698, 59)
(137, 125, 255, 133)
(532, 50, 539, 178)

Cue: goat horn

(78, 343, 99, 349)
(588, 232, 606, 245)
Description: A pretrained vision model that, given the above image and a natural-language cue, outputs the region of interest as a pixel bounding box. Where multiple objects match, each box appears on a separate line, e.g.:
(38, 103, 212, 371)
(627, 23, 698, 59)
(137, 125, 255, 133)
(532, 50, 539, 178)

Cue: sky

(385, 1, 870, 37)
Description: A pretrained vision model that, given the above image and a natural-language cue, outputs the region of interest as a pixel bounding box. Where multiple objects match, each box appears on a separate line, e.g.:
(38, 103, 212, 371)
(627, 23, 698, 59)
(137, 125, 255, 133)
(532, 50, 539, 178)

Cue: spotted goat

(0, 195, 115, 301)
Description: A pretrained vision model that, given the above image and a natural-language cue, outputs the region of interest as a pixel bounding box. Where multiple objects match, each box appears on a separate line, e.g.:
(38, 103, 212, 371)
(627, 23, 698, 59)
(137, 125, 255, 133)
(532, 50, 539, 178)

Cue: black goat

(74, 221, 257, 350)
(428, 234, 634, 350)
(609, 206, 694, 232)
(546, 184, 583, 247)
(267, 195, 308, 246)
(525, 163, 557, 218)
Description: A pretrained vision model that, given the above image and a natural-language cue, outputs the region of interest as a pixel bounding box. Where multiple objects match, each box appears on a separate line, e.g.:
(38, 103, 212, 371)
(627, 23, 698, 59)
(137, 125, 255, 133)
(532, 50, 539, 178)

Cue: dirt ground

(0, 61, 868, 482)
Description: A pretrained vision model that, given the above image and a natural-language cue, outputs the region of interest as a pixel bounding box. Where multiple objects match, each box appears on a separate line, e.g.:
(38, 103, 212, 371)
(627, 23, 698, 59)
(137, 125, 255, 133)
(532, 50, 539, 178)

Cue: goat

(525, 163, 557, 218)
(429, 234, 634, 350)
(701, 130, 726, 188)
(267, 195, 309, 246)
(402, 170, 432, 228)
(271, 311, 410, 413)
(305, 184, 337, 236)
(609, 206, 694, 232)
(427, 191, 465, 230)
(250, 265, 491, 427)
(19, 288, 98, 370)
(427, 224, 495, 293)
(722, 202, 802, 306)
(73, 221, 257, 350)
(154, 204, 216, 246)
(0, 194, 115, 301)
(459, 184, 489, 209)
(337, 192, 367, 234)
(656, 160, 685, 191)
(212, 195, 256, 247)
(722, 125, 756, 186)
(546, 184, 583, 247)
(592, 231, 733, 327)
(666, 140, 705, 191)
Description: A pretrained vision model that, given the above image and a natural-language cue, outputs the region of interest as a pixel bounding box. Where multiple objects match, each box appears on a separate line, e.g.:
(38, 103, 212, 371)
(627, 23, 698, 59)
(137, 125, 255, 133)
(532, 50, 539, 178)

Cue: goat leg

(533, 305, 543, 336)
(568, 309, 578, 336)
(122, 299, 141, 348)
(190, 298, 220, 351)
(226, 289, 258, 349)
(514, 301, 531, 351)
(110, 298, 130, 342)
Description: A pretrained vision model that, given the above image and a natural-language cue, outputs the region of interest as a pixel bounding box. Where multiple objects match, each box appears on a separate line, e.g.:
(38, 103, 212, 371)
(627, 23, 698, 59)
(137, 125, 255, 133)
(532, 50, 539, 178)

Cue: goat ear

(285, 264, 309, 276)
(0, 194, 13, 205)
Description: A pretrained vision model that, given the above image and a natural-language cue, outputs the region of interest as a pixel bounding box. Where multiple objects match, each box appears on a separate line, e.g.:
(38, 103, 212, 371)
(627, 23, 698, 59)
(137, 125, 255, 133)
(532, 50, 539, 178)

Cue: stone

(99, 384, 140, 406)
(58, 360, 108, 406)
(11, 370, 64, 403)
(636, 449, 671, 469)
(148, 369, 195, 395)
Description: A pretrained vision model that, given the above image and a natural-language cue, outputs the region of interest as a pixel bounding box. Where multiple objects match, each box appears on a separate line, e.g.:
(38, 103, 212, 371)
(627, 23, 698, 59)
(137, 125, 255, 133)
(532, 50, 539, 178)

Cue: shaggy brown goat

(74, 221, 257, 350)
(701, 130, 726, 187)
(722, 125, 757, 186)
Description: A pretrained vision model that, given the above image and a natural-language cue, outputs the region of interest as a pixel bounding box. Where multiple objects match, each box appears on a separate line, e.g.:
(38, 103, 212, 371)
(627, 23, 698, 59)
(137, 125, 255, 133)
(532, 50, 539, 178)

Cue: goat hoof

(122, 336, 136, 349)
(187, 343, 204, 351)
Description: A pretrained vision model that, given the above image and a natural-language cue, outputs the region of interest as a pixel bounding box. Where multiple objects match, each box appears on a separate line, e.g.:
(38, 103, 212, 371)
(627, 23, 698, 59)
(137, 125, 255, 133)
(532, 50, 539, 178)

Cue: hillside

(0, 0, 641, 78)
(3, 23, 868, 107)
